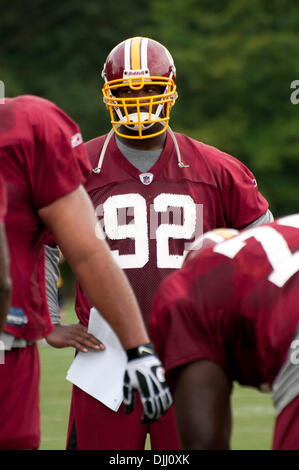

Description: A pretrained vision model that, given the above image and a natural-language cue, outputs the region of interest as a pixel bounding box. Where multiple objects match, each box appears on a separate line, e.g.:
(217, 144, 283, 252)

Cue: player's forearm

(72, 247, 149, 349)
(173, 360, 231, 450)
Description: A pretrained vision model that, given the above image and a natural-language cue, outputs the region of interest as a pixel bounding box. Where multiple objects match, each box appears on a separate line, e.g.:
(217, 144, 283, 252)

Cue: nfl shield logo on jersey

(139, 173, 154, 185)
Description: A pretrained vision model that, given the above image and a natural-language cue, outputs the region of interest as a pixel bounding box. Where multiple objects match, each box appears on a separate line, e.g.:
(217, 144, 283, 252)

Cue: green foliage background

(1, 3, 297, 448)
(1, 0, 298, 217)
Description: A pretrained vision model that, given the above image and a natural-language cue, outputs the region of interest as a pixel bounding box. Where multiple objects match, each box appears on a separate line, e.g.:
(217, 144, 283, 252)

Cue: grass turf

(38, 304, 275, 450)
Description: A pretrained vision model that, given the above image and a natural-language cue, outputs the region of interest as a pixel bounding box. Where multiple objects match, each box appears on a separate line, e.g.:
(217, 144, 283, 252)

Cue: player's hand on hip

(123, 343, 173, 423)
(45, 323, 105, 353)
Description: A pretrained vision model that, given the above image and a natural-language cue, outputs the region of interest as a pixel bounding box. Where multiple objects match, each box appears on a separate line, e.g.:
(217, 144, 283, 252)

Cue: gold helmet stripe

(213, 228, 238, 240)
(131, 37, 142, 70)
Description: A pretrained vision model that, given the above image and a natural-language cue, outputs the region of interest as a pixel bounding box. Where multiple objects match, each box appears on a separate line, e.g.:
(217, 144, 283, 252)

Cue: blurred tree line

(1, 0, 299, 294)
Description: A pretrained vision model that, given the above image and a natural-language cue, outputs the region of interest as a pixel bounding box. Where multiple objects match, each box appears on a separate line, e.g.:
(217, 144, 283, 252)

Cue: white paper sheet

(66, 307, 127, 411)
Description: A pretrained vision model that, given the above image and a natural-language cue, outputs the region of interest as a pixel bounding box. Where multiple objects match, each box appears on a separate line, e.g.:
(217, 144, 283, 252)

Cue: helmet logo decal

(123, 69, 149, 78)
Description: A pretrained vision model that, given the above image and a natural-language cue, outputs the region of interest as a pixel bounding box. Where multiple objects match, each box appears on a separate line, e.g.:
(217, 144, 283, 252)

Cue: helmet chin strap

(92, 127, 190, 175)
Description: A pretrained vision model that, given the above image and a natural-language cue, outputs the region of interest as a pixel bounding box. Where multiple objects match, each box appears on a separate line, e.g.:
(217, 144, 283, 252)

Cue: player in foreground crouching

(150, 216, 299, 450)
(0, 95, 171, 450)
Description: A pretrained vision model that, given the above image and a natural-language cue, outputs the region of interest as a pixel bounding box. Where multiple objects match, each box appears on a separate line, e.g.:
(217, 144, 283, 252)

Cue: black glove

(123, 342, 173, 423)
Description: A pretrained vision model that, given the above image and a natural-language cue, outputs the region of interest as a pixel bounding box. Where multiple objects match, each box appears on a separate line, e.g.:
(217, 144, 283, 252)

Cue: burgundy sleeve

(29, 100, 92, 209)
(219, 154, 269, 229)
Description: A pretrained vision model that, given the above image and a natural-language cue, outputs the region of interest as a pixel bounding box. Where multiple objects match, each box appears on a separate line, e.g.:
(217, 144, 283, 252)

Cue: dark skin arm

(0, 222, 11, 332)
(44, 244, 105, 353)
(46, 323, 105, 353)
(172, 359, 232, 450)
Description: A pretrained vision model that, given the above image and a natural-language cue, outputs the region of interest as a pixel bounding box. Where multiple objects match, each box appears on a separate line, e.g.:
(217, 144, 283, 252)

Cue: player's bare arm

(0, 223, 11, 332)
(173, 359, 232, 450)
(38, 184, 150, 350)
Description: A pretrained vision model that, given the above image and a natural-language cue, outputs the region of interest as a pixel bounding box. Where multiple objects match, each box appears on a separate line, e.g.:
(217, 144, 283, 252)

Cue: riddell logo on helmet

(124, 69, 149, 77)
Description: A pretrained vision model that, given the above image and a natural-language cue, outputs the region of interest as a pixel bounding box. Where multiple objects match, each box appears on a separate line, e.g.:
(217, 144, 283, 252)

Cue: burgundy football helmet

(101, 37, 178, 139)
(183, 228, 239, 265)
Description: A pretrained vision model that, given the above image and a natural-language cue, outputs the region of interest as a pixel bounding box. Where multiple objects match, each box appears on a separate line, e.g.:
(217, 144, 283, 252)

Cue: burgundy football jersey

(150, 215, 299, 389)
(0, 95, 91, 341)
(0, 173, 6, 222)
(75, 130, 268, 328)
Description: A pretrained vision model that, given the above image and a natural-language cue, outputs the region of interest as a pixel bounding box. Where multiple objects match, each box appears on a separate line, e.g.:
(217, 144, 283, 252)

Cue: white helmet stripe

(124, 38, 131, 71)
(140, 37, 148, 70)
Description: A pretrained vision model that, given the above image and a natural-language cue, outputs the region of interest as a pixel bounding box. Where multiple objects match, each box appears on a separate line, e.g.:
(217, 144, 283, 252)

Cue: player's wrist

(126, 342, 155, 361)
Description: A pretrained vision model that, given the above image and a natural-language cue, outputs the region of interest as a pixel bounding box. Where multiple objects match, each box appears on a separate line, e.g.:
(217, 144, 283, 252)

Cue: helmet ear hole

(101, 37, 177, 139)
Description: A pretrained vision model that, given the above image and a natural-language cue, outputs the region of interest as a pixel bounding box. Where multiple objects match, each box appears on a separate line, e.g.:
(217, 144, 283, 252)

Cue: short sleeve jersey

(150, 216, 299, 389)
(75, 131, 269, 328)
(0, 174, 7, 222)
(0, 95, 91, 341)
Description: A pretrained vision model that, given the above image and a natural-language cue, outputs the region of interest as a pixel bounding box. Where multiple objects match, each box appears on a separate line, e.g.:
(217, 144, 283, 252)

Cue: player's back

(151, 215, 299, 390)
(213, 216, 299, 385)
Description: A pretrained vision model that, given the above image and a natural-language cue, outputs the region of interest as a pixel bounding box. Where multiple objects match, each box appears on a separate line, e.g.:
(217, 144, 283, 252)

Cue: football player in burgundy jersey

(150, 216, 299, 450)
(45, 37, 273, 450)
(0, 174, 11, 332)
(0, 95, 171, 450)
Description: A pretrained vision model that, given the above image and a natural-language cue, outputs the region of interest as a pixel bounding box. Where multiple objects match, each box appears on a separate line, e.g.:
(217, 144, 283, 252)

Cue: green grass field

(38, 303, 275, 450)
